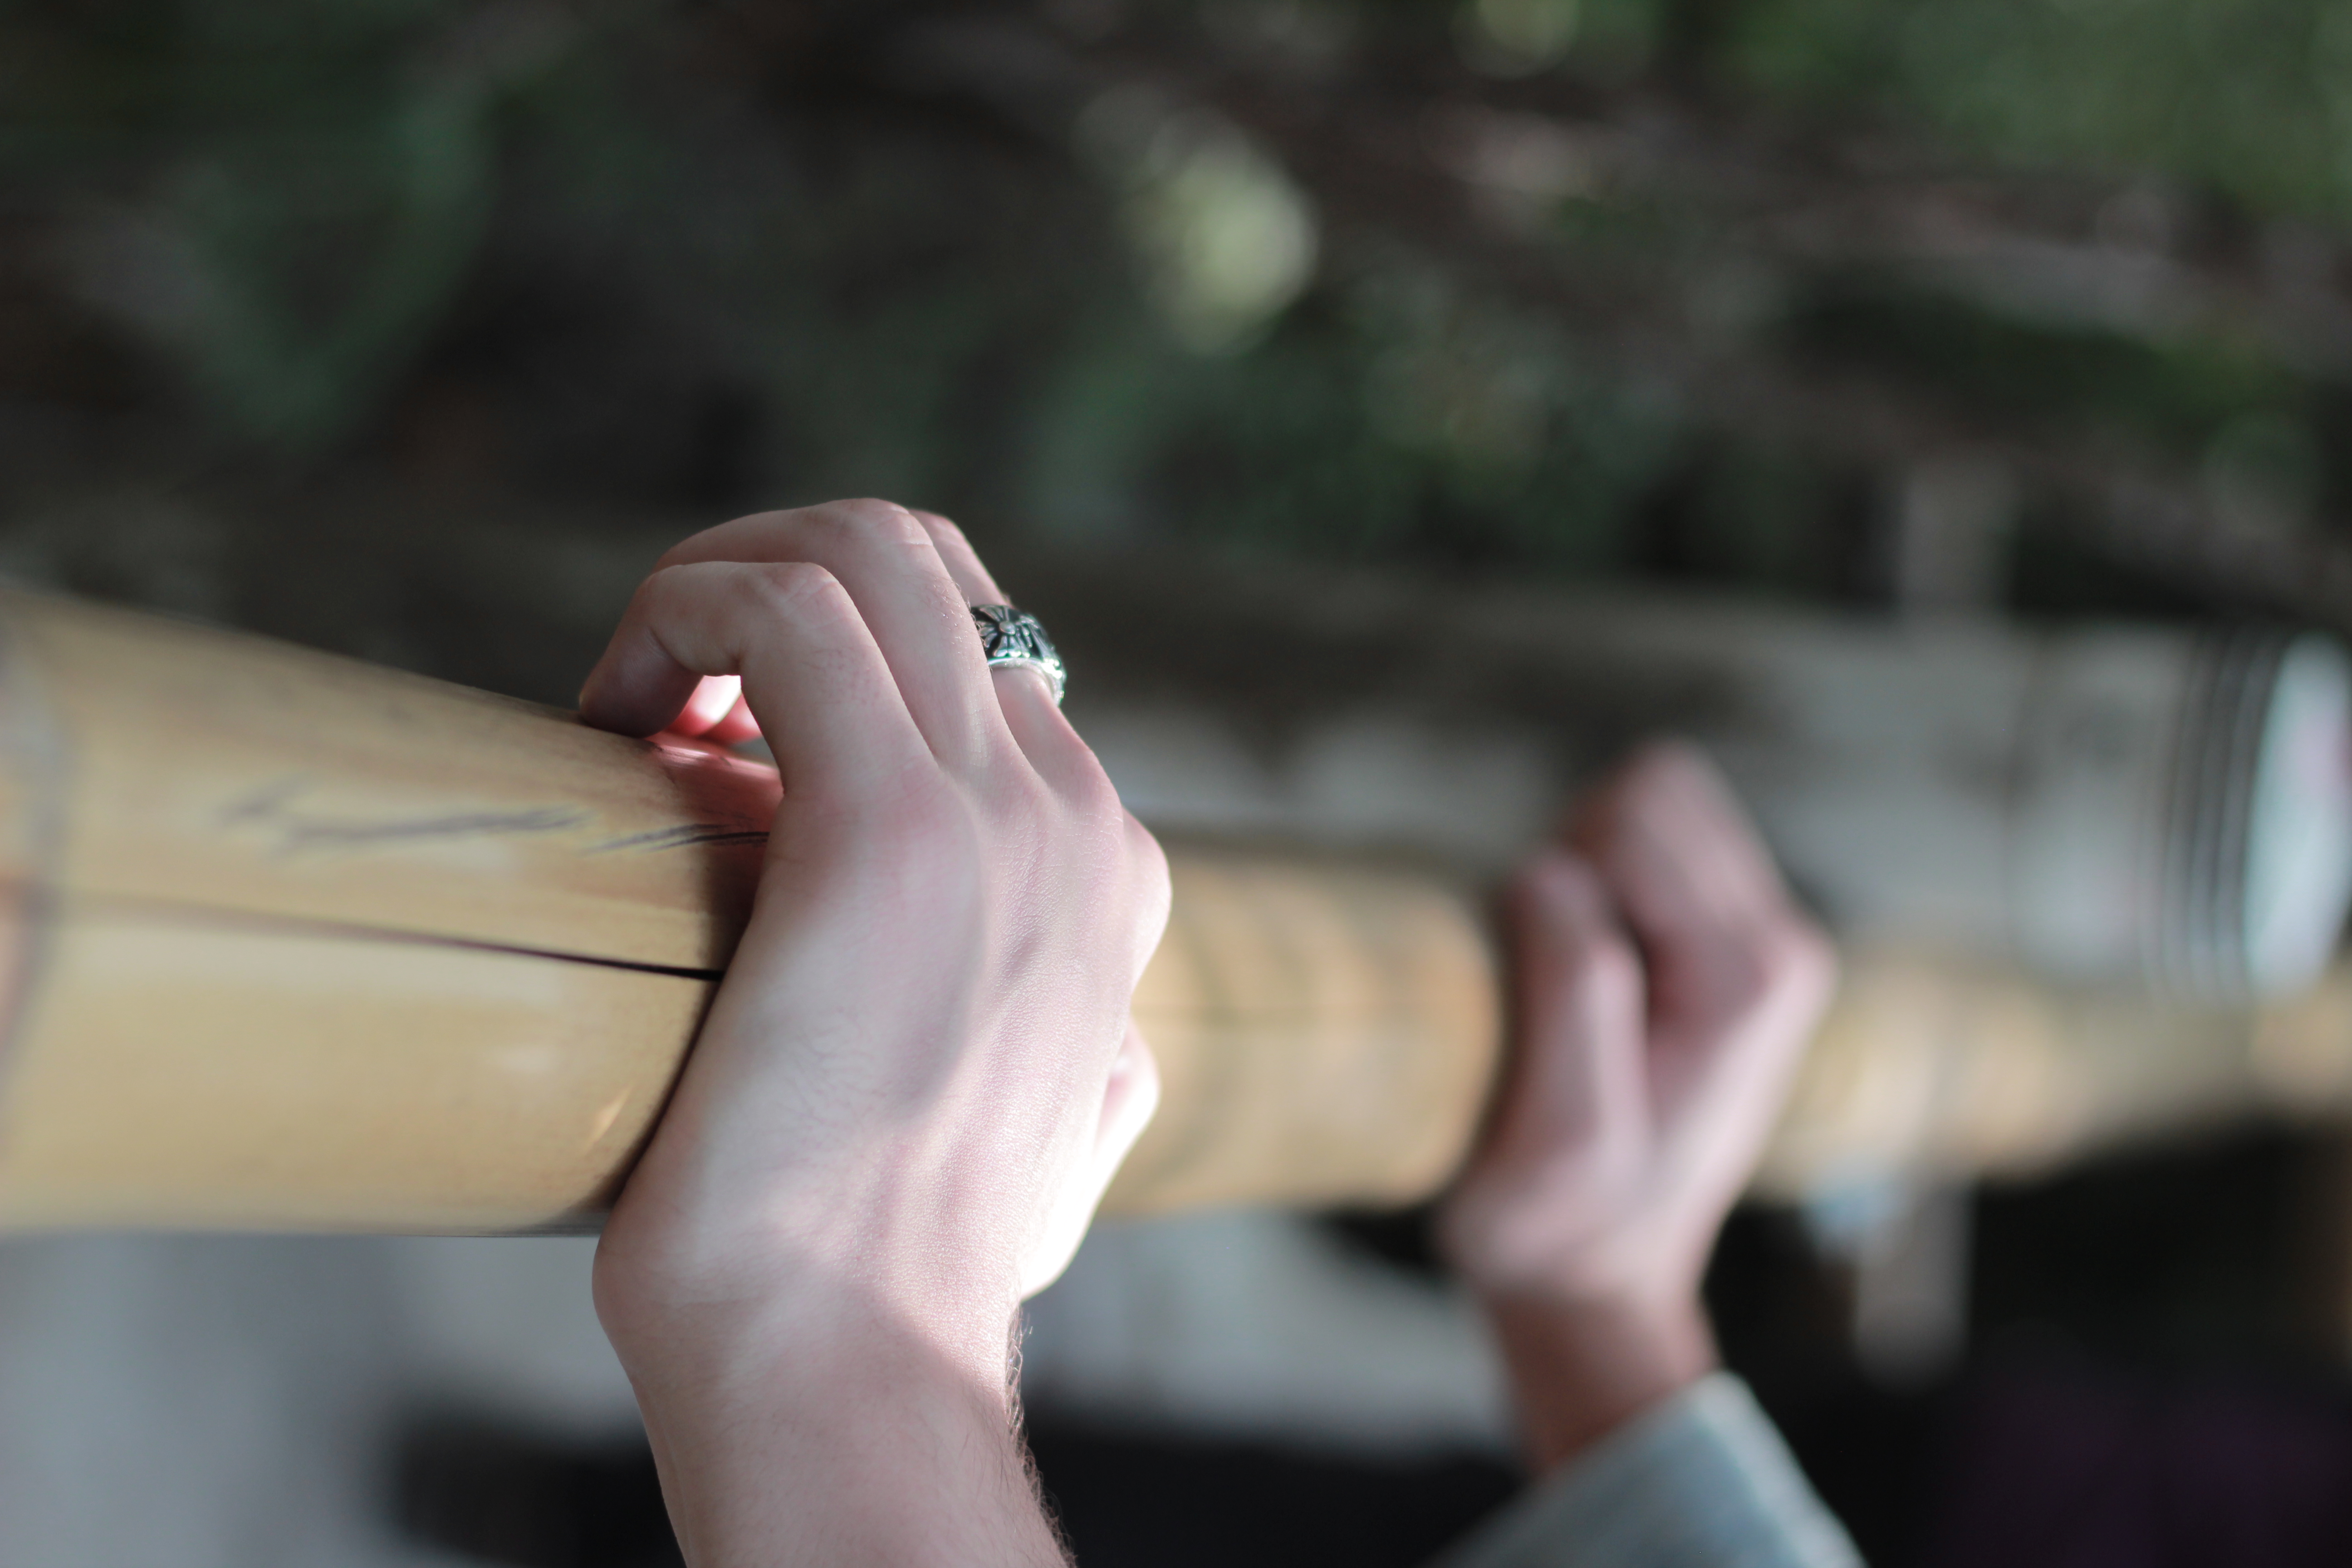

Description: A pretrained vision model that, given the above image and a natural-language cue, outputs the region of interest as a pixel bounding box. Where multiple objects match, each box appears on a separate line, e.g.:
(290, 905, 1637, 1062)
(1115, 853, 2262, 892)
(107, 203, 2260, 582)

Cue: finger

(1580, 744, 1789, 934)
(701, 696, 764, 746)
(907, 509, 1006, 604)
(1573, 750, 1729, 930)
(1094, 1024, 1162, 1181)
(906, 508, 1059, 729)
(1123, 814, 1174, 982)
(1068, 1027, 1161, 1245)
(1653, 927, 1835, 1208)
(674, 676, 766, 746)
(578, 559, 928, 799)
(1488, 852, 1648, 1166)
(668, 674, 746, 739)
(1637, 743, 1791, 921)
(657, 501, 1002, 767)
(1574, 743, 1834, 1131)
(906, 508, 1098, 787)
(1572, 746, 1792, 1014)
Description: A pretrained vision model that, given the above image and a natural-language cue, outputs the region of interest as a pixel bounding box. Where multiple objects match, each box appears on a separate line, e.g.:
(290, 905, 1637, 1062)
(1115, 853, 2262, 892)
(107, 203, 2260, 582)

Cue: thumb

(1019, 1024, 1161, 1298)
(1503, 852, 1649, 1165)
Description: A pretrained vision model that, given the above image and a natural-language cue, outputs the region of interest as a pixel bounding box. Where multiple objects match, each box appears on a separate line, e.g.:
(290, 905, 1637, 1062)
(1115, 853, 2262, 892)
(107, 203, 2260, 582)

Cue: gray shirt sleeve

(1430, 1374, 1863, 1568)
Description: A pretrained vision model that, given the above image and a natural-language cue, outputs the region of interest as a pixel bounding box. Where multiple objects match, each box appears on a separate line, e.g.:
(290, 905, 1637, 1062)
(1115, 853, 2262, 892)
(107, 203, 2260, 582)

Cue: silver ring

(971, 604, 1066, 707)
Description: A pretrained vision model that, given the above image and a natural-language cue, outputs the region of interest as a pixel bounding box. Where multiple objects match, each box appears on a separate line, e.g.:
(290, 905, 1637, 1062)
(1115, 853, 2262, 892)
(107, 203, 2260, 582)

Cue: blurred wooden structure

(1760, 948, 2352, 1200)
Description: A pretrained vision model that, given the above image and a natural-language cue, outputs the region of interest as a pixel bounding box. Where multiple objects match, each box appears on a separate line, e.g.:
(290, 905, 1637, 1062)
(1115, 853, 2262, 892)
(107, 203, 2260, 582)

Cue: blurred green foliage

(6, 0, 2352, 609)
(1724, 0, 2352, 223)
(4, 0, 515, 443)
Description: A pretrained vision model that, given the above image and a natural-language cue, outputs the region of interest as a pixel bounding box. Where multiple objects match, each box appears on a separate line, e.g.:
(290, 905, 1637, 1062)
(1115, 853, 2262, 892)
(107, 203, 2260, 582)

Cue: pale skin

(1439, 745, 1838, 1467)
(579, 500, 1837, 1564)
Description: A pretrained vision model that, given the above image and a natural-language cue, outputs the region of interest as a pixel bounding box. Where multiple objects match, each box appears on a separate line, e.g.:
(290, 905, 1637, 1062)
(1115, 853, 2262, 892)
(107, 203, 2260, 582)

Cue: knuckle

(918, 509, 971, 548)
(1062, 755, 1127, 823)
(740, 559, 847, 616)
(1010, 781, 1166, 936)
(1058, 789, 1132, 871)
(1718, 920, 1836, 1018)
(640, 560, 703, 600)
(822, 497, 927, 548)
(653, 510, 786, 570)
(1715, 949, 1777, 1013)
(636, 562, 724, 629)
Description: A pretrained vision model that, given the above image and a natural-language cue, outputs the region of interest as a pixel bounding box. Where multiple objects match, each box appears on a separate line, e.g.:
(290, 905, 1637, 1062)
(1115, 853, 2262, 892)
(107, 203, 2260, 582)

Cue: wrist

(595, 1221, 1027, 1412)
(593, 1086, 1034, 1399)
(636, 1318, 1051, 1568)
(1480, 1284, 1719, 1473)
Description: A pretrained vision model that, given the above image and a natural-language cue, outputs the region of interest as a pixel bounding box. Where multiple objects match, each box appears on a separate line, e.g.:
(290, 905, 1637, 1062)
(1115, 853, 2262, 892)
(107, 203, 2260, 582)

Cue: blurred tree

(9, 0, 2352, 627)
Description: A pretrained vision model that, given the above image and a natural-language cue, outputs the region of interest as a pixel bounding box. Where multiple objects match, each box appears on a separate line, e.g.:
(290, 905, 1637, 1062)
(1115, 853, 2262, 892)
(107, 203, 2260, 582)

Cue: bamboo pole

(0, 589, 776, 971)
(0, 591, 1503, 1231)
(1, 589, 2346, 1235)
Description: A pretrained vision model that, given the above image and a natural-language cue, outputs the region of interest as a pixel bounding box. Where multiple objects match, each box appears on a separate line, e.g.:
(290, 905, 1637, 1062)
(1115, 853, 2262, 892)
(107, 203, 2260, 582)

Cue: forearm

(1439, 750, 1849, 1563)
(629, 1312, 1067, 1568)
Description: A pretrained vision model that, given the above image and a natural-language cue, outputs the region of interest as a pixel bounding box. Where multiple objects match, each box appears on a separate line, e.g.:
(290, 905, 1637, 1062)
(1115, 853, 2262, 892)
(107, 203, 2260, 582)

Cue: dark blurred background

(21, 0, 2352, 648)
(11, 2, 2352, 1565)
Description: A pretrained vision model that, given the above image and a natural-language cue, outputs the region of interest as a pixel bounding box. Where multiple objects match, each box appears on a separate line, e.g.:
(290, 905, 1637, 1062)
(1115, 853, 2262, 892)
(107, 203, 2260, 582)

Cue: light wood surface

(1757, 946, 2352, 1199)
(0, 904, 709, 1231)
(1, 591, 775, 973)
(1115, 846, 1502, 1214)
(0, 855, 1506, 1231)
(0, 587, 2343, 1234)
(0, 590, 1505, 1230)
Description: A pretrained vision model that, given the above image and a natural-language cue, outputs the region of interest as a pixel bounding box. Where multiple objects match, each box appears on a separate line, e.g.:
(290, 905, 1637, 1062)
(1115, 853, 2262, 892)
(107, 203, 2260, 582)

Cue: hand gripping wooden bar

(0, 590, 1504, 1232)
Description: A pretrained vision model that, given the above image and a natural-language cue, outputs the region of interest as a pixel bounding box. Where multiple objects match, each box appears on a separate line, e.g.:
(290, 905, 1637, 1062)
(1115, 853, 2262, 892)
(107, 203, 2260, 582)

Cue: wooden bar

(1113, 845, 1501, 1214)
(0, 850, 1504, 1231)
(0, 587, 2342, 1235)
(0, 590, 1505, 1231)
(0, 591, 775, 972)
(0, 904, 709, 1231)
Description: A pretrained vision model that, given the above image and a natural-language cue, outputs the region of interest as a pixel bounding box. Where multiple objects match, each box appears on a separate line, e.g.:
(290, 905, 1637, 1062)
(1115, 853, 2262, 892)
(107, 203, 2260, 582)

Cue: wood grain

(0, 903, 708, 1231)
(0, 587, 2323, 1235)
(0, 590, 1506, 1230)
(1, 591, 774, 973)
(1116, 845, 1502, 1213)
